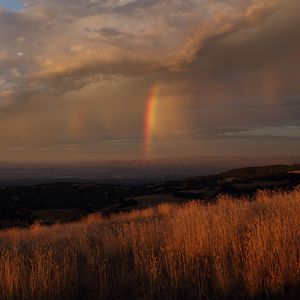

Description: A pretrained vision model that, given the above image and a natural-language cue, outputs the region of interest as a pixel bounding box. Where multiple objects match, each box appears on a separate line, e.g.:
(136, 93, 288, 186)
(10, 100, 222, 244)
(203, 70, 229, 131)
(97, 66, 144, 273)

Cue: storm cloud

(0, 0, 300, 161)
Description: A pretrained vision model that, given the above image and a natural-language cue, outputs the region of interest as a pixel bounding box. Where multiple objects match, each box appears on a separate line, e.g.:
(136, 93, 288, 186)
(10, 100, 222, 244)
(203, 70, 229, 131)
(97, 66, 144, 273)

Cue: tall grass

(0, 189, 300, 300)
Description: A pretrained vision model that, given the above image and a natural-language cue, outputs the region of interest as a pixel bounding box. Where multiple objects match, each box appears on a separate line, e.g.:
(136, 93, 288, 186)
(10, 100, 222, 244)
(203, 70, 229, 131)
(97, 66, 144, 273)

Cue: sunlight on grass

(0, 189, 300, 299)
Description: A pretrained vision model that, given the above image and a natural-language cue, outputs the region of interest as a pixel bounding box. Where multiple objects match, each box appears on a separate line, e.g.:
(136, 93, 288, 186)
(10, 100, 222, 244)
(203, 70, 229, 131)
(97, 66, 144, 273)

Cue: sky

(0, 0, 300, 163)
(0, 0, 23, 11)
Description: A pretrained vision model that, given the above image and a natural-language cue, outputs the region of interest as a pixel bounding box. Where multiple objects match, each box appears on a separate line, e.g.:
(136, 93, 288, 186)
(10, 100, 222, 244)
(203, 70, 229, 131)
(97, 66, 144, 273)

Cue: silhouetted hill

(0, 164, 300, 228)
(219, 164, 300, 179)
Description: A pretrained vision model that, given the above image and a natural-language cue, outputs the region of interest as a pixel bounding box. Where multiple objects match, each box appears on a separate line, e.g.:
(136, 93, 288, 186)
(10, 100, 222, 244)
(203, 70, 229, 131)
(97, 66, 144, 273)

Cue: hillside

(0, 189, 299, 300)
(0, 164, 300, 228)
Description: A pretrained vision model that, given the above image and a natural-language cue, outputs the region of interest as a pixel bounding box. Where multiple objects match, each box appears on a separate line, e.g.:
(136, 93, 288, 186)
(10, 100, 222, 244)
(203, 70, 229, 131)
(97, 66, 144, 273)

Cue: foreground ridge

(0, 189, 300, 300)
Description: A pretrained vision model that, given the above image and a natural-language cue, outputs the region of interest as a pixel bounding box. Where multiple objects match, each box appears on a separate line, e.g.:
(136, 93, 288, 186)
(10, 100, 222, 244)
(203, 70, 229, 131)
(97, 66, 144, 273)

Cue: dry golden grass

(0, 189, 300, 300)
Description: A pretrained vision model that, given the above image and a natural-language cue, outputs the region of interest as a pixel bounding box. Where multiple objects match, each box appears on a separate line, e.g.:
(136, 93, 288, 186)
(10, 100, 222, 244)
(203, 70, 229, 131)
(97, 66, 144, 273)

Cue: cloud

(224, 126, 300, 138)
(193, 0, 300, 75)
(0, 0, 284, 103)
(1, 0, 300, 161)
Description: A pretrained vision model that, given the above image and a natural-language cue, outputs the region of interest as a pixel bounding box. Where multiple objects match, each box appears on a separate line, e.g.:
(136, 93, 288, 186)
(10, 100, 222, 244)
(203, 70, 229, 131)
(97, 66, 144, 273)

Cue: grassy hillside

(0, 189, 300, 299)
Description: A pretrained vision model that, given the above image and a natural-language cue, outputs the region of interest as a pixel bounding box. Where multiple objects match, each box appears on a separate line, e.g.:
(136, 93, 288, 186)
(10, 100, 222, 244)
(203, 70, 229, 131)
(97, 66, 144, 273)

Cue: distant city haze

(1, 156, 300, 185)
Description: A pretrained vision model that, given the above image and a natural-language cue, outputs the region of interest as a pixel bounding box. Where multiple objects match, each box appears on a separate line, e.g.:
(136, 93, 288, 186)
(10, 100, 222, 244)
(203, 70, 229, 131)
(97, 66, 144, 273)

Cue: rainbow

(144, 84, 159, 156)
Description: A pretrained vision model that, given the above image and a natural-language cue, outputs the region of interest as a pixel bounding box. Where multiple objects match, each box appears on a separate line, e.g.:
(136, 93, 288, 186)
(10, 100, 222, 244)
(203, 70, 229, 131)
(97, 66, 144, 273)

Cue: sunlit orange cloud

(0, 90, 13, 97)
(0, 90, 14, 107)
(0, 51, 8, 60)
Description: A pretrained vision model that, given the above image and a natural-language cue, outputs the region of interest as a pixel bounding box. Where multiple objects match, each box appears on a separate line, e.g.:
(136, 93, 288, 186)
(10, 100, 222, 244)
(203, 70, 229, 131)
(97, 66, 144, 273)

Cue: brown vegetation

(0, 189, 300, 300)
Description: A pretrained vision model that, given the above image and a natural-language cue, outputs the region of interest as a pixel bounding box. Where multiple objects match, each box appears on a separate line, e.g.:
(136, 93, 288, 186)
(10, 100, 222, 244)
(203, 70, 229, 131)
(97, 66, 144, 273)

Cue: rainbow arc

(144, 84, 159, 157)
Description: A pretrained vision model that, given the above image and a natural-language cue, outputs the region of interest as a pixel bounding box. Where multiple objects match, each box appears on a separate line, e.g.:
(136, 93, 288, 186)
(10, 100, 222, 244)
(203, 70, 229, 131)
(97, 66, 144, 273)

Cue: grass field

(0, 189, 300, 299)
